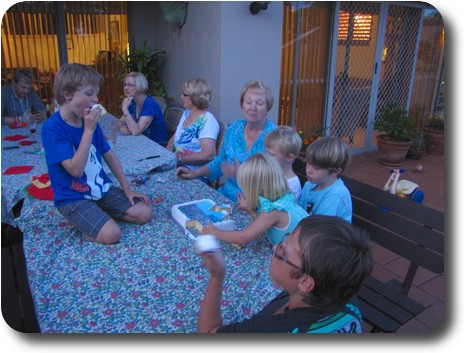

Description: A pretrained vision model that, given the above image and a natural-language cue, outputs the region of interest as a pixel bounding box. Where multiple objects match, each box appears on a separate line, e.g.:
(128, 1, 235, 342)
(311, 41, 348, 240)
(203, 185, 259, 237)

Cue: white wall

(131, 1, 282, 126)
(219, 1, 283, 125)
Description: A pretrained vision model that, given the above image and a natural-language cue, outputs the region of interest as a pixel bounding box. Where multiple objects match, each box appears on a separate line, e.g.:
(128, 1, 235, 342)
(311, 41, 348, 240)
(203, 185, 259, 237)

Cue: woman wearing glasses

(197, 215, 373, 333)
(119, 72, 168, 146)
(166, 78, 219, 169)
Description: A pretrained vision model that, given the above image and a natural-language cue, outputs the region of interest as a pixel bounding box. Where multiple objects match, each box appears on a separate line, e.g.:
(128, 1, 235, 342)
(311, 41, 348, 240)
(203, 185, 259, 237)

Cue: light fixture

(249, 1, 270, 15)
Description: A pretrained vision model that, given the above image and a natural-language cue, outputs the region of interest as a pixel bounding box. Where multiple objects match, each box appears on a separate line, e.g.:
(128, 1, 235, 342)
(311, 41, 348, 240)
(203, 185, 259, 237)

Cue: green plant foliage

(374, 102, 413, 141)
(117, 40, 171, 102)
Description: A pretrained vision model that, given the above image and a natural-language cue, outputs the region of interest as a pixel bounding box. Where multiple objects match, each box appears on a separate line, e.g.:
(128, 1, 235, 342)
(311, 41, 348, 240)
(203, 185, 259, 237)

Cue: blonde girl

(202, 153, 308, 246)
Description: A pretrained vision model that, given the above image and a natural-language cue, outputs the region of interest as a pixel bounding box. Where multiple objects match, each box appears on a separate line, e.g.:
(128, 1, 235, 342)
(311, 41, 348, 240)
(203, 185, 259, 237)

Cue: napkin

(25, 173, 54, 200)
(7, 123, 25, 129)
(3, 165, 34, 175)
(3, 134, 28, 141)
(18, 140, 33, 146)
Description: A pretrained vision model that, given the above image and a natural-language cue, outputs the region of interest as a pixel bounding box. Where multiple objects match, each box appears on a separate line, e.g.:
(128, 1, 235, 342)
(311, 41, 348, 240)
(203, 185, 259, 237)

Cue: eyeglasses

(273, 234, 300, 270)
(124, 83, 136, 87)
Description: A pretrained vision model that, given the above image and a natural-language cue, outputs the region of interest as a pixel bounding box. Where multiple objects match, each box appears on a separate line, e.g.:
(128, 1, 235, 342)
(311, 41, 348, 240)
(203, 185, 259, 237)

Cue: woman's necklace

(136, 95, 147, 119)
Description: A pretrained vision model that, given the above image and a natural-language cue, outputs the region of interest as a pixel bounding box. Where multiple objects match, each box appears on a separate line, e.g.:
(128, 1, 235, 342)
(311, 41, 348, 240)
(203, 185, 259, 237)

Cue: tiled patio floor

(344, 151, 445, 333)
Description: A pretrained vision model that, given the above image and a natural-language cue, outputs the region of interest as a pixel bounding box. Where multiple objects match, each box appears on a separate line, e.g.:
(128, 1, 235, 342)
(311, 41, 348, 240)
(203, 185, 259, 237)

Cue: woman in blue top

(202, 153, 308, 246)
(119, 72, 168, 146)
(177, 80, 276, 202)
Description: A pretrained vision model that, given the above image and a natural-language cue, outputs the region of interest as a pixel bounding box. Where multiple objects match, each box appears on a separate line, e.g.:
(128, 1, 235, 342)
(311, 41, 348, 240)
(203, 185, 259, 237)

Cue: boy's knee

(135, 204, 153, 224)
(95, 222, 121, 245)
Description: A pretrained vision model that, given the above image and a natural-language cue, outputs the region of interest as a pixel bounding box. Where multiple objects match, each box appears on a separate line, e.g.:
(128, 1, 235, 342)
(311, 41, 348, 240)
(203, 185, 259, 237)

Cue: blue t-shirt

(128, 95, 168, 145)
(206, 119, 276, 202)
(41, 112, 112, 207)
(299, 178, 352, 223)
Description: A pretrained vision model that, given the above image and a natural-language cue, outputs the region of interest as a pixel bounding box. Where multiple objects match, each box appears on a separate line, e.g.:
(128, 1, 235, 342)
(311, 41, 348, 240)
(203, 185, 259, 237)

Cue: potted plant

(298, 125, 325, 158)
(117, 40, 172, 103)
(424, 115, 444, 155)
(406, 129, 427, 160)
(374, 102, 413, 166)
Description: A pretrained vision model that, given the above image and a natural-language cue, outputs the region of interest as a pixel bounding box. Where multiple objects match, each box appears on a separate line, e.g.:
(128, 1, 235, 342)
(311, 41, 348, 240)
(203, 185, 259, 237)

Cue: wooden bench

(293, 158, 444, 332)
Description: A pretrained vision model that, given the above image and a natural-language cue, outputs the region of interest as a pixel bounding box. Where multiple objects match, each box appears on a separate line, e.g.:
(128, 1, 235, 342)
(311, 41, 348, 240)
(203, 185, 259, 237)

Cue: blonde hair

(305, 136, 351, 172)
(264, 126, 302, 157)
(124, 72, 148, 94)
(183, 78, 211, 109)
(237, 153, 290, 210)
(239, 80, 274, 112)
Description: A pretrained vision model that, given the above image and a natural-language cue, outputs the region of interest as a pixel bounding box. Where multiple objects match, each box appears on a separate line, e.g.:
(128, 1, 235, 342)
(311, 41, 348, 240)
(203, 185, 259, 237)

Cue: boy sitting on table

(41, 63, 152, 245)
(197, 215, 373, 333)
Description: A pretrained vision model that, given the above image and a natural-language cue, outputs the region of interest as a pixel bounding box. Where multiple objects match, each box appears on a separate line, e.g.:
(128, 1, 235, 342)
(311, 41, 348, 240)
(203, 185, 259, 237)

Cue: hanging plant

(159, 2, 188, 29)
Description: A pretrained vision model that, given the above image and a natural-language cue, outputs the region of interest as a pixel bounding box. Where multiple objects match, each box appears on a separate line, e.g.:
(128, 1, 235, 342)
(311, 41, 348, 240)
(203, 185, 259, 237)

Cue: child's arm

(103, 150, 150, 205)
(202, 211, 278, 245)
(60, 108, 99, 178)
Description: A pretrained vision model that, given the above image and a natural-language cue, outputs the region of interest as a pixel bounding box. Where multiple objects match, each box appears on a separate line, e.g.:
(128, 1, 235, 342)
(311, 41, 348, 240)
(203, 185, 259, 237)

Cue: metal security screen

(331, 1, 380, 151)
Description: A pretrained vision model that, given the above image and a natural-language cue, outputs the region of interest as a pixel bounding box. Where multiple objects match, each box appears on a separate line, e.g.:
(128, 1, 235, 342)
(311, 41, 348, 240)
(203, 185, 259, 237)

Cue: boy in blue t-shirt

(41, 64, 152, 245)
(298, 137, 352, 223)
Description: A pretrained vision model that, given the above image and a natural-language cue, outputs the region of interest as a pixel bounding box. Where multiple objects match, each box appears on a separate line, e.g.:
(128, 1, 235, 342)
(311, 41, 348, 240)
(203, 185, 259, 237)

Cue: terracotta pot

(424, 127, 444, 155)
(406, 148, 426, 160)
(376, 135, 412, 166)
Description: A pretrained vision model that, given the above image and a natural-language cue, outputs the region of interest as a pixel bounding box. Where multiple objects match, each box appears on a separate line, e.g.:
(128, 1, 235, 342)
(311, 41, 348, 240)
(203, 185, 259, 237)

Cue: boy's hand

(83, 107, 100, 132)
(199, 251, 226, 278)
(124, 189, 150, 205)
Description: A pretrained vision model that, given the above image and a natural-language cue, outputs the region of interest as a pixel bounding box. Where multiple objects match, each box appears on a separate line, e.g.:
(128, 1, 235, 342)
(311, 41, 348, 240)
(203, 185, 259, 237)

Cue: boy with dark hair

(197, 215, 373, 333)
(299, 136, 352, 223)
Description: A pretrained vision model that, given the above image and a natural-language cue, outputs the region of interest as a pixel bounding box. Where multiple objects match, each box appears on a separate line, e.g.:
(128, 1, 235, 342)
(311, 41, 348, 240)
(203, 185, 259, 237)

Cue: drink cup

(108, 121, 117, 144)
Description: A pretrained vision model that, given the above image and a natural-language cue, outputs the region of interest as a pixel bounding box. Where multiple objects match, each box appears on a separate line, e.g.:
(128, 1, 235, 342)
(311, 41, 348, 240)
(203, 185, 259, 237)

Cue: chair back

(216, 119, 226, 153)
(153, 96, 167, 116)
(164, 106, 184, 139)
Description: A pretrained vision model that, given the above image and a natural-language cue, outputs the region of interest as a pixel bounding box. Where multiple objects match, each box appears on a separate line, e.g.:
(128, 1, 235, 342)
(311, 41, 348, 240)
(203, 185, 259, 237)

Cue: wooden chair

(164, 106, 184, 140)
(153, 96, 168, 116)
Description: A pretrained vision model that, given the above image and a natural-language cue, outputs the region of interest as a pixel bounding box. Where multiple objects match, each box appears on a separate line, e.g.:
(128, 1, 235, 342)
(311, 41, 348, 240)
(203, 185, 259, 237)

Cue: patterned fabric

(42, 112, 112, 206)
(17, 171, 281, 333)
(257, 192, 309, 245)
(206, 119, 276, 202)
(173, 110, 219, 170)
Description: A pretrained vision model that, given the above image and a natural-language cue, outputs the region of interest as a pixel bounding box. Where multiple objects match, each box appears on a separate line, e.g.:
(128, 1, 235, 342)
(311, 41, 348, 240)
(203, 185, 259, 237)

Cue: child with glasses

(202, 153, 308, 246)
(264, 126, 303, 201)
(299, 136, 352, 223)
(197, 215, 373, 333)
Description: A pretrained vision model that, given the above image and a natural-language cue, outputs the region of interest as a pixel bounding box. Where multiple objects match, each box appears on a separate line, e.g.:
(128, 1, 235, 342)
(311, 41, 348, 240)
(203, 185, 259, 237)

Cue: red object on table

(3, 134, 28, 141)
(3, 166, 35, 175)
(18, 140, 33, 145)
(26, 173, 54, 201)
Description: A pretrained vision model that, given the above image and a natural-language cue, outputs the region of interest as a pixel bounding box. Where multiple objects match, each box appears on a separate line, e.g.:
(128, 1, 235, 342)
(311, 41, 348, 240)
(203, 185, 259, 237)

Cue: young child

(197, 215, 373, 333)
(264, 126, 303, 201)
(202, 153, 308, 246)
(299, 136, 352, 223)
(41, 63, 153, 245)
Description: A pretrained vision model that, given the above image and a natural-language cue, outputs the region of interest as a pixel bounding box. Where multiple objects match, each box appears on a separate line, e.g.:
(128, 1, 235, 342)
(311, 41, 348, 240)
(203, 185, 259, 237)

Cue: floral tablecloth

(17, 169, 280, 333)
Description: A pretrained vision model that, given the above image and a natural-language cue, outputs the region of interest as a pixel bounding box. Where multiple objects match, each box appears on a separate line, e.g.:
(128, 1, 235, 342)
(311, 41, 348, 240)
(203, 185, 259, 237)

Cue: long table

(17, 169, 280, 333)
(2, 115, 280, 333)
(1, 114, 175, 226)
